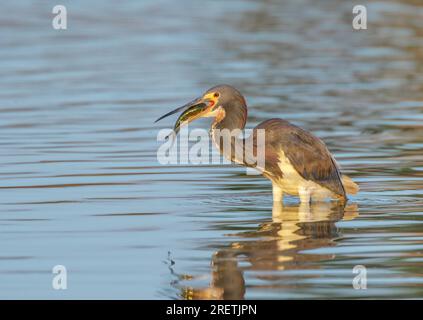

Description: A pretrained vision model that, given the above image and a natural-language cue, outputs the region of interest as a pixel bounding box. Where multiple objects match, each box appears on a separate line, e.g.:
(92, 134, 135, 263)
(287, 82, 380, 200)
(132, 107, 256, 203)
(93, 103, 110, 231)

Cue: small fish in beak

(155, 97, 210, 138)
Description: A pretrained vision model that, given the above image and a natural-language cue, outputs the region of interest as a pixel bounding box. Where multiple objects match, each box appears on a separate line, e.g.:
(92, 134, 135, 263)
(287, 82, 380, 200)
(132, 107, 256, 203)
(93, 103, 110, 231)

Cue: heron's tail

(342, 175, 359, 195)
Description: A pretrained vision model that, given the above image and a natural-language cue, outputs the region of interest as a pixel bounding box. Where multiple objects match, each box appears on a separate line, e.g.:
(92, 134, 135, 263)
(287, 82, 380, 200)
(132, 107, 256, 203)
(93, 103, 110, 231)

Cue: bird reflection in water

(171, 202, 358, 300)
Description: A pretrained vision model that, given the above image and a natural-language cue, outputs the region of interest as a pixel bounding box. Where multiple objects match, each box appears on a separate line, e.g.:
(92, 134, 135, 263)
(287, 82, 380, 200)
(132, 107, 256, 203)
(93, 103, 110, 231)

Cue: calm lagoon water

(0, 0, 422, 299)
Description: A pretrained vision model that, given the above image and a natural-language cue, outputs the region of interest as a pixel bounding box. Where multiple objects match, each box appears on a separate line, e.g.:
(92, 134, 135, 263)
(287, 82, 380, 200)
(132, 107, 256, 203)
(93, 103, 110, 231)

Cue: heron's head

(155, 84, 247, 135)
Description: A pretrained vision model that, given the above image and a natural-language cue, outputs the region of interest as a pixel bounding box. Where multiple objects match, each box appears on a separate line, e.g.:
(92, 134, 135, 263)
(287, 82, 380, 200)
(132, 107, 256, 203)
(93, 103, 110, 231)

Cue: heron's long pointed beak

(155, 97, 209, 136)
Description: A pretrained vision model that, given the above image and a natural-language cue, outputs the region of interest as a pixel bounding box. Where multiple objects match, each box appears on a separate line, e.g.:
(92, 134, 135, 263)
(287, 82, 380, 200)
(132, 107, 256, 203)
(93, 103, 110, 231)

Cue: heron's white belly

(274, 150, 335, 200)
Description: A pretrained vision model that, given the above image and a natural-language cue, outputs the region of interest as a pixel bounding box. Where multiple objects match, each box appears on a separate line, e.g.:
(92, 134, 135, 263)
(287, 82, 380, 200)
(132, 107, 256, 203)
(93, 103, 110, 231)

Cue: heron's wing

(253, 119, 345, 197)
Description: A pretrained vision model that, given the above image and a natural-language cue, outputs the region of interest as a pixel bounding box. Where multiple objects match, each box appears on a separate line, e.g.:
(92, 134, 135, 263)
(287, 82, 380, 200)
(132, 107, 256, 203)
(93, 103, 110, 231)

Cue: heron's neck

(211, 105, 248, 164)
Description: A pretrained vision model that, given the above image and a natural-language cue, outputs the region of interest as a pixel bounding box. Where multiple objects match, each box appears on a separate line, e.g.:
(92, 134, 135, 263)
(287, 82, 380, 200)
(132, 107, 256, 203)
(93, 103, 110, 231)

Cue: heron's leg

(298, 187, 311, 219)
(298, 186, 311, 204)
(272, 200, 283, 219)
(272, 183, 283, 203)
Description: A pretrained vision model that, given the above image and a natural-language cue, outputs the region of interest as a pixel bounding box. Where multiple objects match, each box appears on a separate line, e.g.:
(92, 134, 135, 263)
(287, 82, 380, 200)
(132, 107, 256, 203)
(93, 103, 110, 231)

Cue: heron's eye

(214, 92, 220, 98)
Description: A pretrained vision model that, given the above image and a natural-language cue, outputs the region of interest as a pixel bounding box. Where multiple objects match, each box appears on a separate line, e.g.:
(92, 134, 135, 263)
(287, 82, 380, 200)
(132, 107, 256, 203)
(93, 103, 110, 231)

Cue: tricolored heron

(156, 84, 358, 203)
